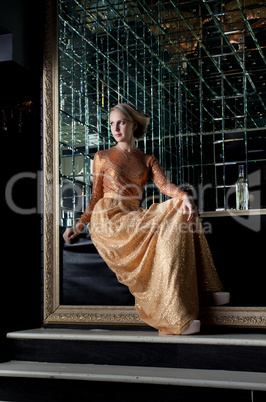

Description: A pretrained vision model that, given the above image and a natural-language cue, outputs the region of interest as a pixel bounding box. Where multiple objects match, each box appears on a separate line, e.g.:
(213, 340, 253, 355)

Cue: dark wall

(0, 0, 44, 70)
(0, 0, 45, 361)
(203, 214, 266, 307)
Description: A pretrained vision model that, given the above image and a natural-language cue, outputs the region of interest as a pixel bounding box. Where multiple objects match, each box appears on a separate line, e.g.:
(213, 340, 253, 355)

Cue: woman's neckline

(115, 144, 138, 155)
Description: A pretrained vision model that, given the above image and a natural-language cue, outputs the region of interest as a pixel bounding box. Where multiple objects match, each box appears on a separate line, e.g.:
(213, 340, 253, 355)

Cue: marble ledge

(0, 361, 266, 390)
(6, 328, 266, 347)
(200, 208, 266, 218)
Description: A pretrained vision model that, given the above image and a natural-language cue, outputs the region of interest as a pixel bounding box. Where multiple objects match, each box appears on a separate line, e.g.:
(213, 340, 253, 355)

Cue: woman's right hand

(63, 224, 84, 244)
(182, 194, 197, 221)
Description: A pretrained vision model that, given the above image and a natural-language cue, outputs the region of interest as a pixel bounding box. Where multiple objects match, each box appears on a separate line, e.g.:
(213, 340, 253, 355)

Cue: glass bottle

(236, 165, 249, 210)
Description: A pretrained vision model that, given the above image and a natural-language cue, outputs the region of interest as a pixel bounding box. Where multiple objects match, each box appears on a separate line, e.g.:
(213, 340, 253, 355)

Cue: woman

(63, 103, 228, 335)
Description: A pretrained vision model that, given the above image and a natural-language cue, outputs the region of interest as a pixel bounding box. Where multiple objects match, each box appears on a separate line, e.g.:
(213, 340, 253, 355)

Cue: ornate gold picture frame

(43, 0, 266, 329)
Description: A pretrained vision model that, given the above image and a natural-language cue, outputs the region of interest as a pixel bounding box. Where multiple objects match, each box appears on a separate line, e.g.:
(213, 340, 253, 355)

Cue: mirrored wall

(58, 0, 266, 228)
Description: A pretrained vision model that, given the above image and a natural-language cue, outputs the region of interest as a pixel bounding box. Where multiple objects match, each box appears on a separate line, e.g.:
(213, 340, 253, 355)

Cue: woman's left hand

(182, 194, 197, 221)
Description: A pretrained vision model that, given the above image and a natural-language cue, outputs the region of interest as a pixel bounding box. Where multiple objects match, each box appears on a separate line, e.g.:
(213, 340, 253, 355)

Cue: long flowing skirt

(89, 194, 223, 335)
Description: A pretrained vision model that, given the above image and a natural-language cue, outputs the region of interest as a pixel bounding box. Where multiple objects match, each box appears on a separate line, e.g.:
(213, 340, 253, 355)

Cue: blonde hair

(111, 103, 150, 139)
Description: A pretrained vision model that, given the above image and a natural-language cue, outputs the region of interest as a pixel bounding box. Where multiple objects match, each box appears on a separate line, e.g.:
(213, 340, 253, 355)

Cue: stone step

(7, 328, 266, 346)
(6, 329, 266, 372)
(0, 360, 266, 391)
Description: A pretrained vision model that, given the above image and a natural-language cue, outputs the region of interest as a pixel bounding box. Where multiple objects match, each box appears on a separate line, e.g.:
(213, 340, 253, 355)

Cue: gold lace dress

(77, 146, 223, 335)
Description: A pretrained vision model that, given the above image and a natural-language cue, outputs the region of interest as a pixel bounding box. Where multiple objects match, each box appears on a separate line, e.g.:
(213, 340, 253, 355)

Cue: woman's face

(110, 110, 137, 144)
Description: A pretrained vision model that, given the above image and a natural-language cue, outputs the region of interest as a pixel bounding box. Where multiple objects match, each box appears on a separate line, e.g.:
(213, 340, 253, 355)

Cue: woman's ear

(133, 121, 138, 131)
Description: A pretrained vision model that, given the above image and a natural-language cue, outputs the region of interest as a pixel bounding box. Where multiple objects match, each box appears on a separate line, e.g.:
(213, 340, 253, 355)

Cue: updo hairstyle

(111, 103, 150, 139)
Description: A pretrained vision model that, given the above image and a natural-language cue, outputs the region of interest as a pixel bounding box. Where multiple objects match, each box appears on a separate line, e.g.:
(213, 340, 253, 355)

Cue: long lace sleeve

(76, 152, 104, 228)
(149, 156, 186, 199)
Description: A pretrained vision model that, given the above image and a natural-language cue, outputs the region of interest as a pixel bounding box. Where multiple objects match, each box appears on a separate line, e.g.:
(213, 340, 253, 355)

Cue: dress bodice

(77, 146, 186, 227)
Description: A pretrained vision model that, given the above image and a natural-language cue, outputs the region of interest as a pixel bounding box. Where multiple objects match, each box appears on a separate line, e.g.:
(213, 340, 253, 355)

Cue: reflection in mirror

(44, 0, 266, 326)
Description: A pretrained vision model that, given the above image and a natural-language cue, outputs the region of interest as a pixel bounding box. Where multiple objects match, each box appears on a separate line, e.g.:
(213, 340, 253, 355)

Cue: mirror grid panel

(58, 0, 266, 228)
